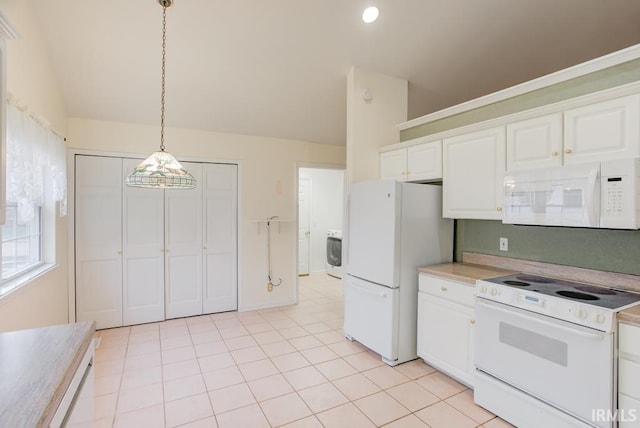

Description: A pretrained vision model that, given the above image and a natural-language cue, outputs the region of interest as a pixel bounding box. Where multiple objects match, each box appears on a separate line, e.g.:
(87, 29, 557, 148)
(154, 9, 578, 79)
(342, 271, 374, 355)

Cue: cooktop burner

(503, 280, 530, 286)
(483, 273, 640, 310)
(555, 290, 600, 301)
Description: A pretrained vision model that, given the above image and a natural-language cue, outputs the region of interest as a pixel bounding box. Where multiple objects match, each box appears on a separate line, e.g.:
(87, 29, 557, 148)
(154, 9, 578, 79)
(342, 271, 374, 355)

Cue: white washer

(326, 229, 342, 279)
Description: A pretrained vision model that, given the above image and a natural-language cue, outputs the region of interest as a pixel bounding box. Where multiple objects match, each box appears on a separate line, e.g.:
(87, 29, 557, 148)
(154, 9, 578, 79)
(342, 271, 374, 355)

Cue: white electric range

(474, 273, 640, 428)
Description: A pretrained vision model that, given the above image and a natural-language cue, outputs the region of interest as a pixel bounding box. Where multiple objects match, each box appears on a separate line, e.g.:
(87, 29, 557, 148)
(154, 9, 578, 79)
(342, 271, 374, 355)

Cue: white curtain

(6, 101, 67, 224)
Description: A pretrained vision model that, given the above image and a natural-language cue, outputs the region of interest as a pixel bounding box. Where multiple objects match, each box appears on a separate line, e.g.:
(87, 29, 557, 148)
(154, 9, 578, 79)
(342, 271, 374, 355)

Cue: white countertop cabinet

(417, 274, 475, 387)
(442, 126, 505, 219)
(618, 322, 640, 428)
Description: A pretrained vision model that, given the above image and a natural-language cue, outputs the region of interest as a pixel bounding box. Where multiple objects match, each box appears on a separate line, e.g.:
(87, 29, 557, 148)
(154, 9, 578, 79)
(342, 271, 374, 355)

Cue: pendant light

(125, 0, 196, 189)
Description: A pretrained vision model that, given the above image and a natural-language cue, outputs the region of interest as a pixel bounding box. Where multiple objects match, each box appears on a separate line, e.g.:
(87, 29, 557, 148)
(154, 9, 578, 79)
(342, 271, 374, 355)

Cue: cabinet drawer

(620, 357, 640, 399)
(419, 274, 474, 307)
(618, 393, 640, 428)
(620, 322, 640, 358)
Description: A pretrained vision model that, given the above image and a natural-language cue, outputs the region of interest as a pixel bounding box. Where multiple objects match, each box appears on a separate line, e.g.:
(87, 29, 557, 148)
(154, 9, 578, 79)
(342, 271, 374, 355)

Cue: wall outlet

(499, 237, 509, 251)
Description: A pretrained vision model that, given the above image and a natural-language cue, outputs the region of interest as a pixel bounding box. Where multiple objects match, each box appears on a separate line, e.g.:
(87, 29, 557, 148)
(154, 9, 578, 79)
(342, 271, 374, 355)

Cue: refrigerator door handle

(350, 280, 388, 298)
(344, 194, 350, 267)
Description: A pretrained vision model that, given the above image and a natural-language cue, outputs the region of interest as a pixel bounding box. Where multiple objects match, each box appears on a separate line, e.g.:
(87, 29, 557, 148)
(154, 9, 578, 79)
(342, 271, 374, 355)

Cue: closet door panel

(165, 162, 203, 319)
(75, 155, 123, 329)
(122, 158, 165, 325)
(203, 163, 238, 313)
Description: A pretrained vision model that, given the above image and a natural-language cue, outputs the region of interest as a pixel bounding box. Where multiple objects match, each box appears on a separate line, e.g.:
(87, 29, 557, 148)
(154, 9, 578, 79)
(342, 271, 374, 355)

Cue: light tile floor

(80, 274, 514, 427)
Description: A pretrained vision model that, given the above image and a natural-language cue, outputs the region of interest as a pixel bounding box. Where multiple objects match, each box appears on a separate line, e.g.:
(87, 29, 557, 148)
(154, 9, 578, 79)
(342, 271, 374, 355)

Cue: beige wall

(0, 0, 70, 331)
(0, 0, 345, 329)
(346, 67, 407, 184)
(67, 118, 345, 312)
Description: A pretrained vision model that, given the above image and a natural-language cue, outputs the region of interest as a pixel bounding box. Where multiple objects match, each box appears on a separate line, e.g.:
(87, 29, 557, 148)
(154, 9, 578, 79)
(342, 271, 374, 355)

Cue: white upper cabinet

(564, 94, 640, 165)
(443, 126, 506, 219)
(380, 140, 442, 182)
(380, 149, 407, 181)
(506, 113, 563, 171)
(408, 141, 442, 181)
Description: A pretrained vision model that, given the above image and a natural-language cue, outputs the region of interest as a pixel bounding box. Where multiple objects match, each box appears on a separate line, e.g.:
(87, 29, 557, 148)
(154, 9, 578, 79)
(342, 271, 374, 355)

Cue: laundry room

(297, 167, 345, 278)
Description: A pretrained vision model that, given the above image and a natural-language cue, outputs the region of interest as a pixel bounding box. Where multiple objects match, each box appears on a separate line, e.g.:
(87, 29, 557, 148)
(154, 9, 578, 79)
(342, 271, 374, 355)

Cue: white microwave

(503, 158, 640, 229)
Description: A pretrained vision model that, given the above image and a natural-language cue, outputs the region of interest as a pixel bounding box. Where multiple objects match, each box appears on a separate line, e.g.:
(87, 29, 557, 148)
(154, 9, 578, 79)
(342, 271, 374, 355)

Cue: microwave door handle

(477, 299, 605, 341)
(585, 168, 600, 227)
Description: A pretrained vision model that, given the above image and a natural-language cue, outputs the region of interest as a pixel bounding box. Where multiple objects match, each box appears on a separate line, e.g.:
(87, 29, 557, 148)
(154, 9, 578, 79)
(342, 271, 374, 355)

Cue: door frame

(67, 149, 243, 323)
(297, 177, 312, 276)
(295, 163, 346, 299)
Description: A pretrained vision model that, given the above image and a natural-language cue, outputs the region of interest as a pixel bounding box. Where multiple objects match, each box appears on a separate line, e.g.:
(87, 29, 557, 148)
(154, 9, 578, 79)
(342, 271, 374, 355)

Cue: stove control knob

(490, 288, 498, 296)
(591, 312, 605, 324)
(479, 285, 487, 294)
(572, 307, 587, 320)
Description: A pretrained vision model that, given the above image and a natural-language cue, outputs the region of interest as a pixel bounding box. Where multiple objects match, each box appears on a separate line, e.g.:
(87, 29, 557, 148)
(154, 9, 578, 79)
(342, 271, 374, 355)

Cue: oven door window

(475, 299, 614, 424)
(499, 322, 568, 367)
(326, 237, 342, 267)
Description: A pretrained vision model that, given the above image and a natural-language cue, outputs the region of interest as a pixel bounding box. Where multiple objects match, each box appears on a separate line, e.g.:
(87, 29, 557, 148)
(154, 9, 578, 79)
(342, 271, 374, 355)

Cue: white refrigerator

(344, 180, 453, 366)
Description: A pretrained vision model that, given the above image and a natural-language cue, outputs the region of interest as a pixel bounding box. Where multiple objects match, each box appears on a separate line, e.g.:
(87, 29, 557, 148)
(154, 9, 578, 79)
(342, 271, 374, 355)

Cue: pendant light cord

(160, 5, 167, 152)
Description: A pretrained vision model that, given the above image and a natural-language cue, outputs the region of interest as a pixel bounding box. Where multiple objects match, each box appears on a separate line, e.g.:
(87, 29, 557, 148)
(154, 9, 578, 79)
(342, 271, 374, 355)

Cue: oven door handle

(477, 299, 605, 341)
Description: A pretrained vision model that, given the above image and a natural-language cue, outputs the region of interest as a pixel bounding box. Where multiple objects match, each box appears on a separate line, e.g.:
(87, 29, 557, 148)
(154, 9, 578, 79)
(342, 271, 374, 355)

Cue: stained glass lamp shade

(125, 0, 195, 189)
(125, 150, 195, 188)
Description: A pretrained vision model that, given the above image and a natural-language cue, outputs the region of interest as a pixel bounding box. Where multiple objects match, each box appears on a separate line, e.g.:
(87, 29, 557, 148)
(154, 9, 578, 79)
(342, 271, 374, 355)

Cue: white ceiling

(30, 0, 640, 146)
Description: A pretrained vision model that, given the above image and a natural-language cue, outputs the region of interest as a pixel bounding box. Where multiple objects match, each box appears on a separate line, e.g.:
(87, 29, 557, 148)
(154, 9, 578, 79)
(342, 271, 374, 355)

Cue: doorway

(297, 167, 345, 278)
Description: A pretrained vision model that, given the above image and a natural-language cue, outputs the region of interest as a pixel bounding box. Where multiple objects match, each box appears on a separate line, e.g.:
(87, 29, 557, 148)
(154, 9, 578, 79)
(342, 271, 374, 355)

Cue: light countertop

(0, 321, 95, 427)
(619, 305, 640, 325)
(420, 260, 640, 326)
(418, 262, 517, 286)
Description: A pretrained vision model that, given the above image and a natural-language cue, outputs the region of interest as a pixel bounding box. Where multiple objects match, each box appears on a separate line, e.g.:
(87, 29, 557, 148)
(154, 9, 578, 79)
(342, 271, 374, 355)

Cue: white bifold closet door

(75, 156, 123, 329)
(122, 158, 165, 325)
(75, 155, 238, 328)
(165, 162, 204, 319)
(203, 163, 238, 313)
(165, 162, 238, 318)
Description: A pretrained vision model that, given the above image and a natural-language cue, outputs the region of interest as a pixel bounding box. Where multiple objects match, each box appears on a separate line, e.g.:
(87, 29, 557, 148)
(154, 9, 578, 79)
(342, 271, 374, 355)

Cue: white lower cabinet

(75, 155, 238, 329)
(619, 322, 640, 427)
(417, 274, 475, 387)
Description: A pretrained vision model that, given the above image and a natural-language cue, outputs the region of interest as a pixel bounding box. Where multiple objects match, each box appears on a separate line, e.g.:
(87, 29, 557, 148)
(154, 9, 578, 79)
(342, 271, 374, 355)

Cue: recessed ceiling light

(362, 6, 379, 24)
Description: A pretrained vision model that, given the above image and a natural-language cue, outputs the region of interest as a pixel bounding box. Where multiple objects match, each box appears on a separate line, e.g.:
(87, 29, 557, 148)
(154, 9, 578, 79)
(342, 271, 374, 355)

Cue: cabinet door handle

(496, 206, 503, 211)
(117, 250, 122, 255)
(470, 319, 476, 324)
(440, 286, 447, 291)
(565, 148, 572, 154)
(551, 151, 558, 156)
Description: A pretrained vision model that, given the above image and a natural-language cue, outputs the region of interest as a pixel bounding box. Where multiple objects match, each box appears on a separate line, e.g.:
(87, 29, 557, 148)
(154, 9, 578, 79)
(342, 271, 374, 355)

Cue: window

(2, 203, 42, 280)
(0, 98, 66, 297)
